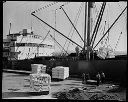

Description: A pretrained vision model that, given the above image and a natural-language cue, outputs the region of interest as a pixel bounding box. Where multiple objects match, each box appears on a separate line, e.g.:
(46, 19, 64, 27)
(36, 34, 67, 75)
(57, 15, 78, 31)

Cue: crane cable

(32, 2, 69, 14)
(114, 32, 123, 51)
(32, 2, 58, 14)
(66, 3, 84, 52)
(113, 13, 126, 51)
(28, 29, 51, 58)
(61, 2, 84, 53)
(28, 16, 52, 58)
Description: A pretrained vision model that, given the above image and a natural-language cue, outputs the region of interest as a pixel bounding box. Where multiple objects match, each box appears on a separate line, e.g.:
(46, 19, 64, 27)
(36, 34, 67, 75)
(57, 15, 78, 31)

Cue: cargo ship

(3, 28, 54, 60)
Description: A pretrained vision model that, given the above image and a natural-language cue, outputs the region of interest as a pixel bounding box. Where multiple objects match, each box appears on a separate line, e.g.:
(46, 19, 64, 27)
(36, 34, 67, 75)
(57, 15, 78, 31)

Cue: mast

(9, 23, 11, 35)
(54, 9, 57, 50)
(83, 2, 87, 59)
(86, 2, 93, 60)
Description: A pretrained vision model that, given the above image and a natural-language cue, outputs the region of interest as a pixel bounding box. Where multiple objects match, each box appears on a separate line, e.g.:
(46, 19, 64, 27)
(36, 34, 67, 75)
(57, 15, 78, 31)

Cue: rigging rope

(113, 13, 126, 51)
(32, 2, 70, 14)
(107, 3, 110, 43)
(114, 32, 122, 51)
(61, 2, 84, 53)
(32, 2, 58, 14)
(66, 3, 84, 52)
(28, 29, 51, 58)
(100, 21, 107, 46)
(93, 3, 101, 28)
(93, 5, 127, 50)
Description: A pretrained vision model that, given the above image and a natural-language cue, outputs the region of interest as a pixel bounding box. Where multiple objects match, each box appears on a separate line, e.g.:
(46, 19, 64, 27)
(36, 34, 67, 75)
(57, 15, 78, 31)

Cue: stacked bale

(97, 47, 108, 59)
(52, 66, 69, 80)
(30, 64, 50, 92)
(31, 64, 46, 74)
(30, 73, 51, 92)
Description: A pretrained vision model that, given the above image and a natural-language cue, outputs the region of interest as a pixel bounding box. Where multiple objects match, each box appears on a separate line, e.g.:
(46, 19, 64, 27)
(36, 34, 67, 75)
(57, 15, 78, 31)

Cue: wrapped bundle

(40, 65, 46, 73)
(97, 47, 108, 59)
(106, 48, 115, 58)
(31, 64, 46, 74)
(52, 66, 69, 79)
(30, 73, 51, 92)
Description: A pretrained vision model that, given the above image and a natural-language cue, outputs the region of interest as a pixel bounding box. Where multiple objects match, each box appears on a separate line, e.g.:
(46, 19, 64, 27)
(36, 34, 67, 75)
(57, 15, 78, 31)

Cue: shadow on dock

(2, 91, 49, 98)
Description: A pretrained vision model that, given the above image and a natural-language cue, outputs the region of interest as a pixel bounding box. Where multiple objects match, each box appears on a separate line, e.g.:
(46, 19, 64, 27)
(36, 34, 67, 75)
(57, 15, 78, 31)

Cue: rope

(62, 3, 84, 50)
(27, 29, 51, 58)
(93, 3, 101, 27)
(32, 2, 58, 14)
(32, 2, 70, 14)
(113, 32, 123, 51)
(107, 3, 110, 43)
(100, 21, 106, 46)
(66, 3, 84, 51)
(113, 8, 127, 51)
(93, 6, 127, 49)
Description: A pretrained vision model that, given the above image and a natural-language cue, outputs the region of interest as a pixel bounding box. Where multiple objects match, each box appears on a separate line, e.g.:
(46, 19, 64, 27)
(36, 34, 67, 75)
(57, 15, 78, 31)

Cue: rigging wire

(66, 3, 84, 52)
(34, 21, 67, 55)
(100, 21, 106, 45)
(27, 14, 52, 58)
(34, 7, 69, 55)
(60, 5, 84, 43)
(93, 6, 127, 50)
(32, 2, 69, 14)
(91, 2, 106, 47)
(113, 32, 123, 51)
(32, 2, 58, 14)
(117, 2, 123, 12)
(54, 9, 57, 50)
(113, 13, 127, 51)
(107, 3, 110, 43)
(50, 35, 69, 55)
(61, 2, 84, 52)
(28, 29, 51, 58)
(93, 3, 101, 28)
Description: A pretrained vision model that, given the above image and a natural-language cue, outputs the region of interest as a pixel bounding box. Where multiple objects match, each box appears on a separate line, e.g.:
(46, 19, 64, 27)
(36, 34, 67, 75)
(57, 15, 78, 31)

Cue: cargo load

(29, 73, 51, 92)
(52, 66, 69, 80)
(31, 64, 46, 74)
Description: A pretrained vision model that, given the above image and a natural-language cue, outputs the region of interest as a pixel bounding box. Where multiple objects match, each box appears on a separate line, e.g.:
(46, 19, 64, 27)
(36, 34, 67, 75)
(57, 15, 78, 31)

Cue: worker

(96, 72, 101, 86)
(82, 73, 86, 84)
(86, 73, 90, 80)
(101, 71, 105, 84)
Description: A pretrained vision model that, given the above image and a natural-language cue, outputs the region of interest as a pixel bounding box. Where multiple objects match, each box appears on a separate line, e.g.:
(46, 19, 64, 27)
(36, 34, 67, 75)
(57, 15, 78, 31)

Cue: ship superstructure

(3, 29, 54, 60)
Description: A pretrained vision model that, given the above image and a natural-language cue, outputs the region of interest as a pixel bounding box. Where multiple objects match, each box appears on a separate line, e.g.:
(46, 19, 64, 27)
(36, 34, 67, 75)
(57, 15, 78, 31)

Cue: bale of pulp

(40, 65, 46, 73)
(52, 66, 69, 79)
(97, 47, 108, 59)
(30, 73, 51, 92)
(31, 64, 46, 74)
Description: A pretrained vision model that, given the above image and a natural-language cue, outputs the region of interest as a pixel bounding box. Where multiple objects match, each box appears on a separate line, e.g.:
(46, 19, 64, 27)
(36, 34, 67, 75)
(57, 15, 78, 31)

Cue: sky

(3, 1, 127, 53)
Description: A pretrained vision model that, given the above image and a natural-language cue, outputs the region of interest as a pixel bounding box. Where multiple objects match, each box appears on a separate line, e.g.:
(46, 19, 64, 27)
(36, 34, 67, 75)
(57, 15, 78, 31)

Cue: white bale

(52, 66, 69, 79)
(30, 73, 51, 92)
(31, 64, 47, 74)
(97, 47, 108, 59)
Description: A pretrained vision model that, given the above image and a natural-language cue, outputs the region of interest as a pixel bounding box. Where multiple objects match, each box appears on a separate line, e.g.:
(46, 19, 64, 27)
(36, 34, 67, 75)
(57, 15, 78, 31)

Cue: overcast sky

(3, 1, 127, 53)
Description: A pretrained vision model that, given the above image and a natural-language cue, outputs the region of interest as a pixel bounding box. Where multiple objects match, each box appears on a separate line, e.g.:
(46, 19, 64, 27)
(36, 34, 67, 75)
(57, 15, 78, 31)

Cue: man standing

(82, 73, 86, 84)
(101, 71, 105, 84)
(96, 72, 101, 86)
